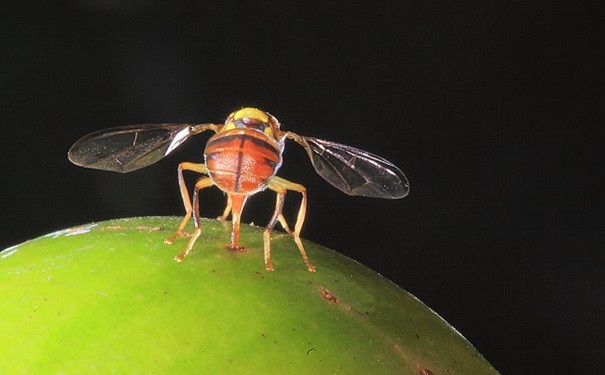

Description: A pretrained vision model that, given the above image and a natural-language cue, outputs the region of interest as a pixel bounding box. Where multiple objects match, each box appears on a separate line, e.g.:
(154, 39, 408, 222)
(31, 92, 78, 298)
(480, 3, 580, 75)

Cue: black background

(2, 1, 602, 373)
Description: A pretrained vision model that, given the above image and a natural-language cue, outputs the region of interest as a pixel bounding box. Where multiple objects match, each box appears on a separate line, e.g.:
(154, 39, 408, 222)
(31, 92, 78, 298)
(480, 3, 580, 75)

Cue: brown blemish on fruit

(318, 286, 340, 304)
(225, 244, 247, 253)
(313, 285, 354, 313)
(415, 364, 436, 375)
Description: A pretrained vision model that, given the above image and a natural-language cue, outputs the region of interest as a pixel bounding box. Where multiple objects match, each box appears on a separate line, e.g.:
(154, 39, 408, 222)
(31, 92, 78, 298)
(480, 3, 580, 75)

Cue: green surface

(0, 217, 497, 374)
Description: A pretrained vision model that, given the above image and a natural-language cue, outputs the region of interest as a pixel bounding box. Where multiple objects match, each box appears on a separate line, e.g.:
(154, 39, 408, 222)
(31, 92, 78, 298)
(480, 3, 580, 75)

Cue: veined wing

(298, 136, 409, 199)
(68, 123, 215, 173)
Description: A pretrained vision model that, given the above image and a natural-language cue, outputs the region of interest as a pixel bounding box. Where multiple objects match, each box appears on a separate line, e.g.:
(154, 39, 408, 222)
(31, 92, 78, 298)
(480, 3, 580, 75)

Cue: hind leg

(264, 176, 315, 272)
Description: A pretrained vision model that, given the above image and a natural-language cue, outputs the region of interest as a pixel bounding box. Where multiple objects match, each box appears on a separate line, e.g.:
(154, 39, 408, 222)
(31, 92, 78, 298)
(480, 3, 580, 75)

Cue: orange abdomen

(205, 129, 282, 194)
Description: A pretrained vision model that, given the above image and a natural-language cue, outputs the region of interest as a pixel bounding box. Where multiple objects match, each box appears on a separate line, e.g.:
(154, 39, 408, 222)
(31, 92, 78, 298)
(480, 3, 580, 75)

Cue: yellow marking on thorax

(233, 107, 269, 122)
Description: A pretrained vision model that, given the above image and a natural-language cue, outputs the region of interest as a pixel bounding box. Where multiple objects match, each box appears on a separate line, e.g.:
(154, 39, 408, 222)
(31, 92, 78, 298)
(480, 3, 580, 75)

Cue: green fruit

(0, 217, 497, 374)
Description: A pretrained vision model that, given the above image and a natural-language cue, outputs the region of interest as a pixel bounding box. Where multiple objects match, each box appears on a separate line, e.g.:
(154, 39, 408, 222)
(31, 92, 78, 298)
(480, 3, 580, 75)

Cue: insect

(68, 108, 409, 271)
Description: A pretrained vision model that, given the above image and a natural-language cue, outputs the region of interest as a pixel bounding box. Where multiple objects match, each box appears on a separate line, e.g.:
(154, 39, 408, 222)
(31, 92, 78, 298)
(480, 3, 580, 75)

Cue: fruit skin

(0, 217, 498, 374)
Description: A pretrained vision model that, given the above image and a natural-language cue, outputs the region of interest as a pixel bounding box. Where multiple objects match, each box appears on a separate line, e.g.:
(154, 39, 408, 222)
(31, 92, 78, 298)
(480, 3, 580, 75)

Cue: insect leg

(277, 214, 294, 235)
(165, 162, 209, 244)
(262, 190, 286, 271)
(218, 195, 232, 222)
(266, 176, 316, 272)
(174, 176, 214, 262)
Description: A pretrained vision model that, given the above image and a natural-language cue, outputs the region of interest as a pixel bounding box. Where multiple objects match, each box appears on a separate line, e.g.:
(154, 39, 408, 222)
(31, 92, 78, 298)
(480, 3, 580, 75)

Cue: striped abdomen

(204, 128, 282, 195)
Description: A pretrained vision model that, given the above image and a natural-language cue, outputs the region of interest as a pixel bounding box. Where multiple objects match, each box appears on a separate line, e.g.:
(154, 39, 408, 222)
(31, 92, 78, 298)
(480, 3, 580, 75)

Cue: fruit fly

(68, 108, 409, 272)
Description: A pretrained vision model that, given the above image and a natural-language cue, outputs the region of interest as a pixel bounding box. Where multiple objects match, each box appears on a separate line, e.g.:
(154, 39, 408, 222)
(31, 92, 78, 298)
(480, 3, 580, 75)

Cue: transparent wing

(291, 135, 409, 199)
(68, 123, 215, 173)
